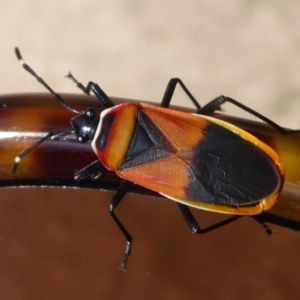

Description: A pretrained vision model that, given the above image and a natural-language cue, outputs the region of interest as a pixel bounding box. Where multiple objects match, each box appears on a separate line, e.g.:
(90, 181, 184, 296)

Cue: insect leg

(255, 213, 300, 233)
(198, 95, 300, 135)
(160, 78, 201, 109)
(109, 181, 134, 271)
(66, 73, 114, 108)
(12, 129, 72, 173)
(74, 160, 106, 181)
(177, 203, 200, 233)
(177, 203, 241, 234)
(252, 215, 274, 235)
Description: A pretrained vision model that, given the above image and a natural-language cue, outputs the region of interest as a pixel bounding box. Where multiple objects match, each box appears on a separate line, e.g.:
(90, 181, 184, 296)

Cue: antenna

(15, 47, 80, 114)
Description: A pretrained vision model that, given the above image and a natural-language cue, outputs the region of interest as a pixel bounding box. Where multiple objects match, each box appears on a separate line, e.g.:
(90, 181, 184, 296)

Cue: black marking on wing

(120, 109, 174, 169)
(185, 123, 280, 206)
(119, 109, 280, 207)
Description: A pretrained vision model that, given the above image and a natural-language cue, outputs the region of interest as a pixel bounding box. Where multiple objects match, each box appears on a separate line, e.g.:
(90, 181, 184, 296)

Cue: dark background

(1, 187, 300, 299)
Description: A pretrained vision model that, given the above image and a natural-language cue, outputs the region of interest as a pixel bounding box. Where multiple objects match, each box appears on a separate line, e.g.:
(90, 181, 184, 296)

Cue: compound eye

(85, 108, 96, 120)
(77, 135, 88, 143)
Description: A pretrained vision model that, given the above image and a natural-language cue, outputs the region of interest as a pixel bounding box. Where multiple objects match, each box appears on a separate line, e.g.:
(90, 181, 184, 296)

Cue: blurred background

(1, 1, 300, 299)
(1, 1, 300, 127)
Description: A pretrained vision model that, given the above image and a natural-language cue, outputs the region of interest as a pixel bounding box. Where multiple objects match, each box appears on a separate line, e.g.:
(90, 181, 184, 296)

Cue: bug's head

(71, 108, 100, 143)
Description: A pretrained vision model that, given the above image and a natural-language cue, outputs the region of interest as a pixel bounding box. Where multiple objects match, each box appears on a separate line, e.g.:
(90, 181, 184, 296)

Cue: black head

(71, 108, 100, 143)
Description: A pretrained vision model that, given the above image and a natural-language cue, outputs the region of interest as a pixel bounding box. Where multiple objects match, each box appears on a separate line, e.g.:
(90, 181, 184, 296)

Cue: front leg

(74, 160, 106, 181)
(66, 73, 115, 108)
(109, 181, 134, 271)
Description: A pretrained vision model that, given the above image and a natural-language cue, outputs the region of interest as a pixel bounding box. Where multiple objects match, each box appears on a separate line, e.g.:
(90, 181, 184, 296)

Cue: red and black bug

(12, 48, 300, 270)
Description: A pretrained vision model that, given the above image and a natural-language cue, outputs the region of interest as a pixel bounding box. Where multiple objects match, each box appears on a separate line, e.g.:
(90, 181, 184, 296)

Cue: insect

(12, 48, 300, 271)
